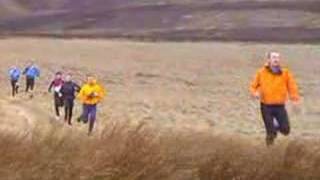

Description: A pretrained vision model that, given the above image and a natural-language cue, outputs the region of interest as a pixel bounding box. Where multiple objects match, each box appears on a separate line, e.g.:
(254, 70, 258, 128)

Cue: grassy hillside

(0, 38, 319, 179)
(0, 38, 319, 136)
(0, 0, 319, 42)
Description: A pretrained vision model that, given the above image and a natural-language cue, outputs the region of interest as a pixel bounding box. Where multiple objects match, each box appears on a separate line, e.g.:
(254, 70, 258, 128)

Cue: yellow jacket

(78, 82, 106, 105)
(250, 66, 300, 105)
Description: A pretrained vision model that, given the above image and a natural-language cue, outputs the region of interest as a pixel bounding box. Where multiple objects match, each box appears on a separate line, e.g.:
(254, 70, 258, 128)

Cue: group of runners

(7, 51, 301, 144)
(8, 61, 106, 135)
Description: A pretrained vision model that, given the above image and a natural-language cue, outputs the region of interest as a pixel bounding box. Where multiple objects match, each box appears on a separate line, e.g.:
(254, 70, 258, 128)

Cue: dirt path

(0, 92, 98, 139)
(0, 95, 55, 135)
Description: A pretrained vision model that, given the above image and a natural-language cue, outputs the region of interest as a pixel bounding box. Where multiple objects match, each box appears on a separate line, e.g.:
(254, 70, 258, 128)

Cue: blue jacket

(23, 65, 40, 78)
(9, 67, 21, 81)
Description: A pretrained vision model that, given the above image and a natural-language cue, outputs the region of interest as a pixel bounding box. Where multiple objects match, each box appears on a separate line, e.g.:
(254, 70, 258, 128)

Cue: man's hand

(252, 92, 260, 100)
(292, 100, 300, 106)
(88, 92, 98, 99)
(291, 100, 302, 114)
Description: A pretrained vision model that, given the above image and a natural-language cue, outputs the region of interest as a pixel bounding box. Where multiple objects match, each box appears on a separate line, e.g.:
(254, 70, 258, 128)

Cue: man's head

(29, 60, 35, 66)
(55, 72, 62, 79)
(87, 75, 97, 85)
(65, 74, 72, 82)
(11, 65, 17, 69)
(267, 52, 281, 67)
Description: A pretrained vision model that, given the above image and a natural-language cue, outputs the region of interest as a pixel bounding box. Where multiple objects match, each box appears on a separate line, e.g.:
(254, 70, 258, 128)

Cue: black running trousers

(64, 99, 74, 123)
(260, 103, 290, 137)
(10, 80, 19, 97)
(25, 77, 35, 92)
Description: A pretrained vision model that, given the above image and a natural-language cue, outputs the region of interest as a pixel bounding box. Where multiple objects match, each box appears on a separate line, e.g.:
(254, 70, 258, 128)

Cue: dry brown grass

(0, 122, 176, 180)
(1, 121, 320, 180)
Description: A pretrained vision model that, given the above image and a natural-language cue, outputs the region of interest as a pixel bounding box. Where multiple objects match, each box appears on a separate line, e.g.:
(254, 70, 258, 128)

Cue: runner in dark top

(61, 74, 80, 125)
(48, 72, 64, 120)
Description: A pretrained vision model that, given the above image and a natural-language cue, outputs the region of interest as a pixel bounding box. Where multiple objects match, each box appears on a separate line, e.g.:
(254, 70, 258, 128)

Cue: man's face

(65, 75, 72, 82)
(29, 61, 35, 66)
(56, 74, 62, 79)
(269, 52, 281, 67)
(87, 76, 96, 85)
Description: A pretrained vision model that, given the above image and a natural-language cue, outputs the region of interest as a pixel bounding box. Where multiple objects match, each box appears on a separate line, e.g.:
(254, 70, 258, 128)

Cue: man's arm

(77, 86, 86, 102)
(48, 81, 54, 92)
(8, 68, 13, 76)
(73, 82, 81, 92)
(18, 69, 21, 77)
(36, 67, 40, 77)
(250, 70, 261, 98)
(60, 84, 65, 95)
(287, 71, 300, 102)
(93, 85, 106, 103)
(23, 67, 29, 75)
(100, 86, 106, 98)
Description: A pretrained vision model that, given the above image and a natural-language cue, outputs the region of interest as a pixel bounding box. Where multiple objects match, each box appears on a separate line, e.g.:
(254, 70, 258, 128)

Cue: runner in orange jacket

(250, 52, 300, 146)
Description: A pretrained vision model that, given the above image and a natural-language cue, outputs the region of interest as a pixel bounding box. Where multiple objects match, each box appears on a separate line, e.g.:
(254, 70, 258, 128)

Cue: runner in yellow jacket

(78, 75, 106, 135)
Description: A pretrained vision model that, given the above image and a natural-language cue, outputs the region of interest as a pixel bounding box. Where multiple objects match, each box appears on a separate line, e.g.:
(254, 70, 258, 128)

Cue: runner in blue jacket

(23, 61, 40, 98)
(9, 66, 21, 97)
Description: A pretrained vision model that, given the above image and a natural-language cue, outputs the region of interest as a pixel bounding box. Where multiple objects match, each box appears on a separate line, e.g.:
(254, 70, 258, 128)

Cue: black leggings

(55, 104, 61, 117)
(261, 103, 290, 138)
(25, 78, 35, 92)
(54, 93, 64, 117)
(64, 99, 74, 124)
(11, 80, 19, 97)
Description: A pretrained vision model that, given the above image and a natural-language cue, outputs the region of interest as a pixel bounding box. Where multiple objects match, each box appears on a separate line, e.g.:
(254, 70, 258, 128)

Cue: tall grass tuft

(1, 121, 320, 180)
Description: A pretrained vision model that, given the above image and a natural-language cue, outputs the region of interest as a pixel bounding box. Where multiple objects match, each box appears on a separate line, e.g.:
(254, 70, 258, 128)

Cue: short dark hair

(87, 74, 94, 78)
